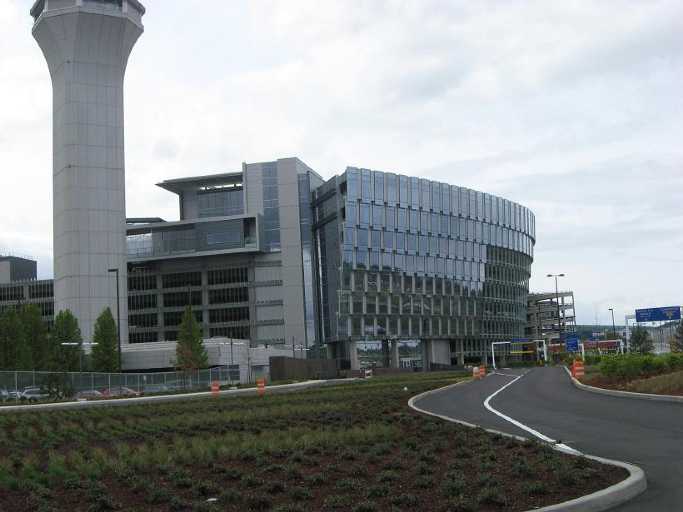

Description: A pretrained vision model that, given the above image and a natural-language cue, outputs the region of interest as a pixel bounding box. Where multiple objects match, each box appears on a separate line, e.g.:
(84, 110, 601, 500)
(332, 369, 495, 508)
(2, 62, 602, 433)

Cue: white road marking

(483, 371, 583, 456)
(491, 371, 520, 378)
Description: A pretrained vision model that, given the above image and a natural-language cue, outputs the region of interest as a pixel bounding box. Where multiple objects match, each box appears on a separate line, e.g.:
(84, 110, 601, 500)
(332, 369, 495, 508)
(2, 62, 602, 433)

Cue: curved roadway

(414, 366, 683, 511)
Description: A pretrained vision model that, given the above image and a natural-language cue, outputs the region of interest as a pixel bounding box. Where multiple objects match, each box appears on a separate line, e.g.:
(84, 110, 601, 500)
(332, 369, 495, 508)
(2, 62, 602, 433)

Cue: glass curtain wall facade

(313, 167, 535, 367)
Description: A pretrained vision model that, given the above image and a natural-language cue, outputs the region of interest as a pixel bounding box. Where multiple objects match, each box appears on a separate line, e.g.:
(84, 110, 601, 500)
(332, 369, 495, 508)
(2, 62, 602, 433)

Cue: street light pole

(547, 274, 565, 340)
(609, 308, 617, 339)
(108, 268, 122, 371)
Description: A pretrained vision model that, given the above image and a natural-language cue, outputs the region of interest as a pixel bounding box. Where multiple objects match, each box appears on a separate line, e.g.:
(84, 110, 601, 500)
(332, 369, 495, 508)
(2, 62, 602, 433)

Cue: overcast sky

(1, 0, 682, 325)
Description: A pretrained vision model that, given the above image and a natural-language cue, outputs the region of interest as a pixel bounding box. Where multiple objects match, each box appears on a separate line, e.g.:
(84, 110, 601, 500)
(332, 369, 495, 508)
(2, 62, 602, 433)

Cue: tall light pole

(108, 268, 122, 371)
(608, 308, 617, 340)
(547, 274, 565, 340)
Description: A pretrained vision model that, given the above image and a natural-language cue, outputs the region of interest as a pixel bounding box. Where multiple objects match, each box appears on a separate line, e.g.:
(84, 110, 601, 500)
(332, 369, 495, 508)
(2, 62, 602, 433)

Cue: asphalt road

(415, 366, 683, 511)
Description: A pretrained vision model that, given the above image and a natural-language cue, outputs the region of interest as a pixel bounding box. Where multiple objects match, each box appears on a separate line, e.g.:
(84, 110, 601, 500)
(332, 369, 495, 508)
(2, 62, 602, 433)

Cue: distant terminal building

(0, 255, 37, 284)
(526, 291, 576, 342)
(0, 255, 54, 329)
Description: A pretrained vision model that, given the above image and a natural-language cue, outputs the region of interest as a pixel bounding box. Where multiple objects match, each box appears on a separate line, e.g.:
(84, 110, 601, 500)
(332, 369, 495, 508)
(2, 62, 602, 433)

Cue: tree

(671, 322, 683, 353)
(0, 308, 32, 370)
(175, 306, 208, 370)
(91, 308, 119, 372)
(629, 326, 654, 354)
(20, 305, 49, 370)
(49, 310, 83, 371)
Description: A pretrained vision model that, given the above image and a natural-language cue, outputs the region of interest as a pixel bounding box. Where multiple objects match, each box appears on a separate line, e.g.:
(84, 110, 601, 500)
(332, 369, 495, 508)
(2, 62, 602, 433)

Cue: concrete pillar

(382, 340, 390, 368)
(421, 339, 430, 372)
(348, 341, 360, 371)
(390, 340, 399, 369)
(457, 339, 465, 366)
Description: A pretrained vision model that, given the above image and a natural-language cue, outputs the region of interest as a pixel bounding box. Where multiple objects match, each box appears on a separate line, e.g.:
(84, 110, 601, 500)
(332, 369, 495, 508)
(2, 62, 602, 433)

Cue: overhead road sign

(635, 307, 681, 323)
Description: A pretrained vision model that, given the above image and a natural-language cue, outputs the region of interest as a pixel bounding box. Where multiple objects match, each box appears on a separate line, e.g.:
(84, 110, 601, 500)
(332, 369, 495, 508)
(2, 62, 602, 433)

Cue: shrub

(273, 505, 305, 512)
(391, 493, 419, 507)
(352, 501, 377, 512)
(477, 486, 506, 506)
(367, 484, 390, 498)
(322, 494, 352, 511)
(415, 462, 434, 475)
(377, 470, 399, 483)
(599, 353, 678, 380)
(523, 481, 548, 496)
(144, 487, 171, 504)
(512, 459, 534, 477)
(414, 475, 433, 489)
(288, 486, 313, 501)
(304, 472, 327, 485)
(441, 496, 475, 512)
(265, 481, 285, 494)
(246, 495, 272, 511)
(442, 479, 465, 497)
(335, 478, 361, 491)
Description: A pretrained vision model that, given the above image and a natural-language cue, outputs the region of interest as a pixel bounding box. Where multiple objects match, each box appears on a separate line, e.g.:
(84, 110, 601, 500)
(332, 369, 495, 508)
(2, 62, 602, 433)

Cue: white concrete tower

(31, 0, 145, 344)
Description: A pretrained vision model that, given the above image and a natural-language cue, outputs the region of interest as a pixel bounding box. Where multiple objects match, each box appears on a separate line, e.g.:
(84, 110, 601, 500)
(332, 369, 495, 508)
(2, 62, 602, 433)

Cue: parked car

(100, 386, 141, 398)
(20, 387, 49, 403)
(74, 390, 104, 400)
(143, 384, 170, 394)
(6, 390, 23, 401)
(0, 388, 10, 402)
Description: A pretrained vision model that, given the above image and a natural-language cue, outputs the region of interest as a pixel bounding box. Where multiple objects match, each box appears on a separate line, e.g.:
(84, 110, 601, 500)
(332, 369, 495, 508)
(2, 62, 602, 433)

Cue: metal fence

(0, 366, 244, 401)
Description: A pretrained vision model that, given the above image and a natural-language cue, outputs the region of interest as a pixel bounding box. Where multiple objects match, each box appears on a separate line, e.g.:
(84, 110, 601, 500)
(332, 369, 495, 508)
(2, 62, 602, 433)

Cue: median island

(0, 372, 627, 511)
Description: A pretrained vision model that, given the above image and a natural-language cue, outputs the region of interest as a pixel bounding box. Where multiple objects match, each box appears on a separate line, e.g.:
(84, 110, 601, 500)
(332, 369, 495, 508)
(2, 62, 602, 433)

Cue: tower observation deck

(31, 0, 145, 343)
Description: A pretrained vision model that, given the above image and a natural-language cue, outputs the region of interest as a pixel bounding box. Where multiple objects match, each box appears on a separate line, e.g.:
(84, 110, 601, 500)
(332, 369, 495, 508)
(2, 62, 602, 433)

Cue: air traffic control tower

(31, 0, 145, 343)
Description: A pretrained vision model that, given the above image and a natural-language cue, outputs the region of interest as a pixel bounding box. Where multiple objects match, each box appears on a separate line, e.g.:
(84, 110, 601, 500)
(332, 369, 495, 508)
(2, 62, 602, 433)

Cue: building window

(198, 188, 244, 217)
(163, 291, 202, 308)
(130, 332, 158, 344)
(128, 273, 156, 291)
(129, 313, 157, 328)
(162, 272, 201, 289)
(128, 294, 157, 310)
(208, 287, 248, 304)
(209, 307, 250, 323)
(208, 267, 248, 285)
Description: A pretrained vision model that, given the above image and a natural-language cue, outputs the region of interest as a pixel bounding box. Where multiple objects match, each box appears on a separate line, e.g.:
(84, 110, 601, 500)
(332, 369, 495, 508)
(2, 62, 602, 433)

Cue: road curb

(564, 366, 683, 403)
(0, 378, 357, 413)
(408, 380, 647, 512)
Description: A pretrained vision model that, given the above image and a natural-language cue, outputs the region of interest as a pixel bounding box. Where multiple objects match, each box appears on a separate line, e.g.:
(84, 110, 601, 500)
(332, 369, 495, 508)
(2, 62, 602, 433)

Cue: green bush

(599, 353, 679, 380)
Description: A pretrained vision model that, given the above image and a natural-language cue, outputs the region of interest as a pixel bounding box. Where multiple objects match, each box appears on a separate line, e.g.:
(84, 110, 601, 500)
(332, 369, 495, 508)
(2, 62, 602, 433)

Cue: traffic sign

(565, 334, 580, 353)
(635, 306, 681, 323)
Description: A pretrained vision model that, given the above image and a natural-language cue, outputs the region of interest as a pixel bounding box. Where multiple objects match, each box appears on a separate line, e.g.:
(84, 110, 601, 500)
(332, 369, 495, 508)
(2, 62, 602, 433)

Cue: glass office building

(313, 167, 535, 369)
(1, 161, 535, 372)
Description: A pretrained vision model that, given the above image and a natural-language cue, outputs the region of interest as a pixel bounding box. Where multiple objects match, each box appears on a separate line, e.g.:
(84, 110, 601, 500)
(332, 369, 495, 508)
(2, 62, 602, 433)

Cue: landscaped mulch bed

(0, 372, 627, 511)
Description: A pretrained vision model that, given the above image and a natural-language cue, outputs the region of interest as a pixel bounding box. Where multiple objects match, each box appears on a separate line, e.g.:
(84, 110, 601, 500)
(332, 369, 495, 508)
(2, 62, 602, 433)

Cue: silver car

(21, 387, 49, 403)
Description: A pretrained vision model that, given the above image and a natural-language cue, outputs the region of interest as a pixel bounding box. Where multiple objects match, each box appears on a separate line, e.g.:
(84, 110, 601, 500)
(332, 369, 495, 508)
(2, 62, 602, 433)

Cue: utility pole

(609, 308, 617, 339)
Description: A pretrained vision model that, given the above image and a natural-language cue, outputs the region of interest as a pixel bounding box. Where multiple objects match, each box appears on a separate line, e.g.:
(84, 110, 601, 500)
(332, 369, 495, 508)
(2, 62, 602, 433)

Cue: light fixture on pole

(546, 274, 566, 340)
